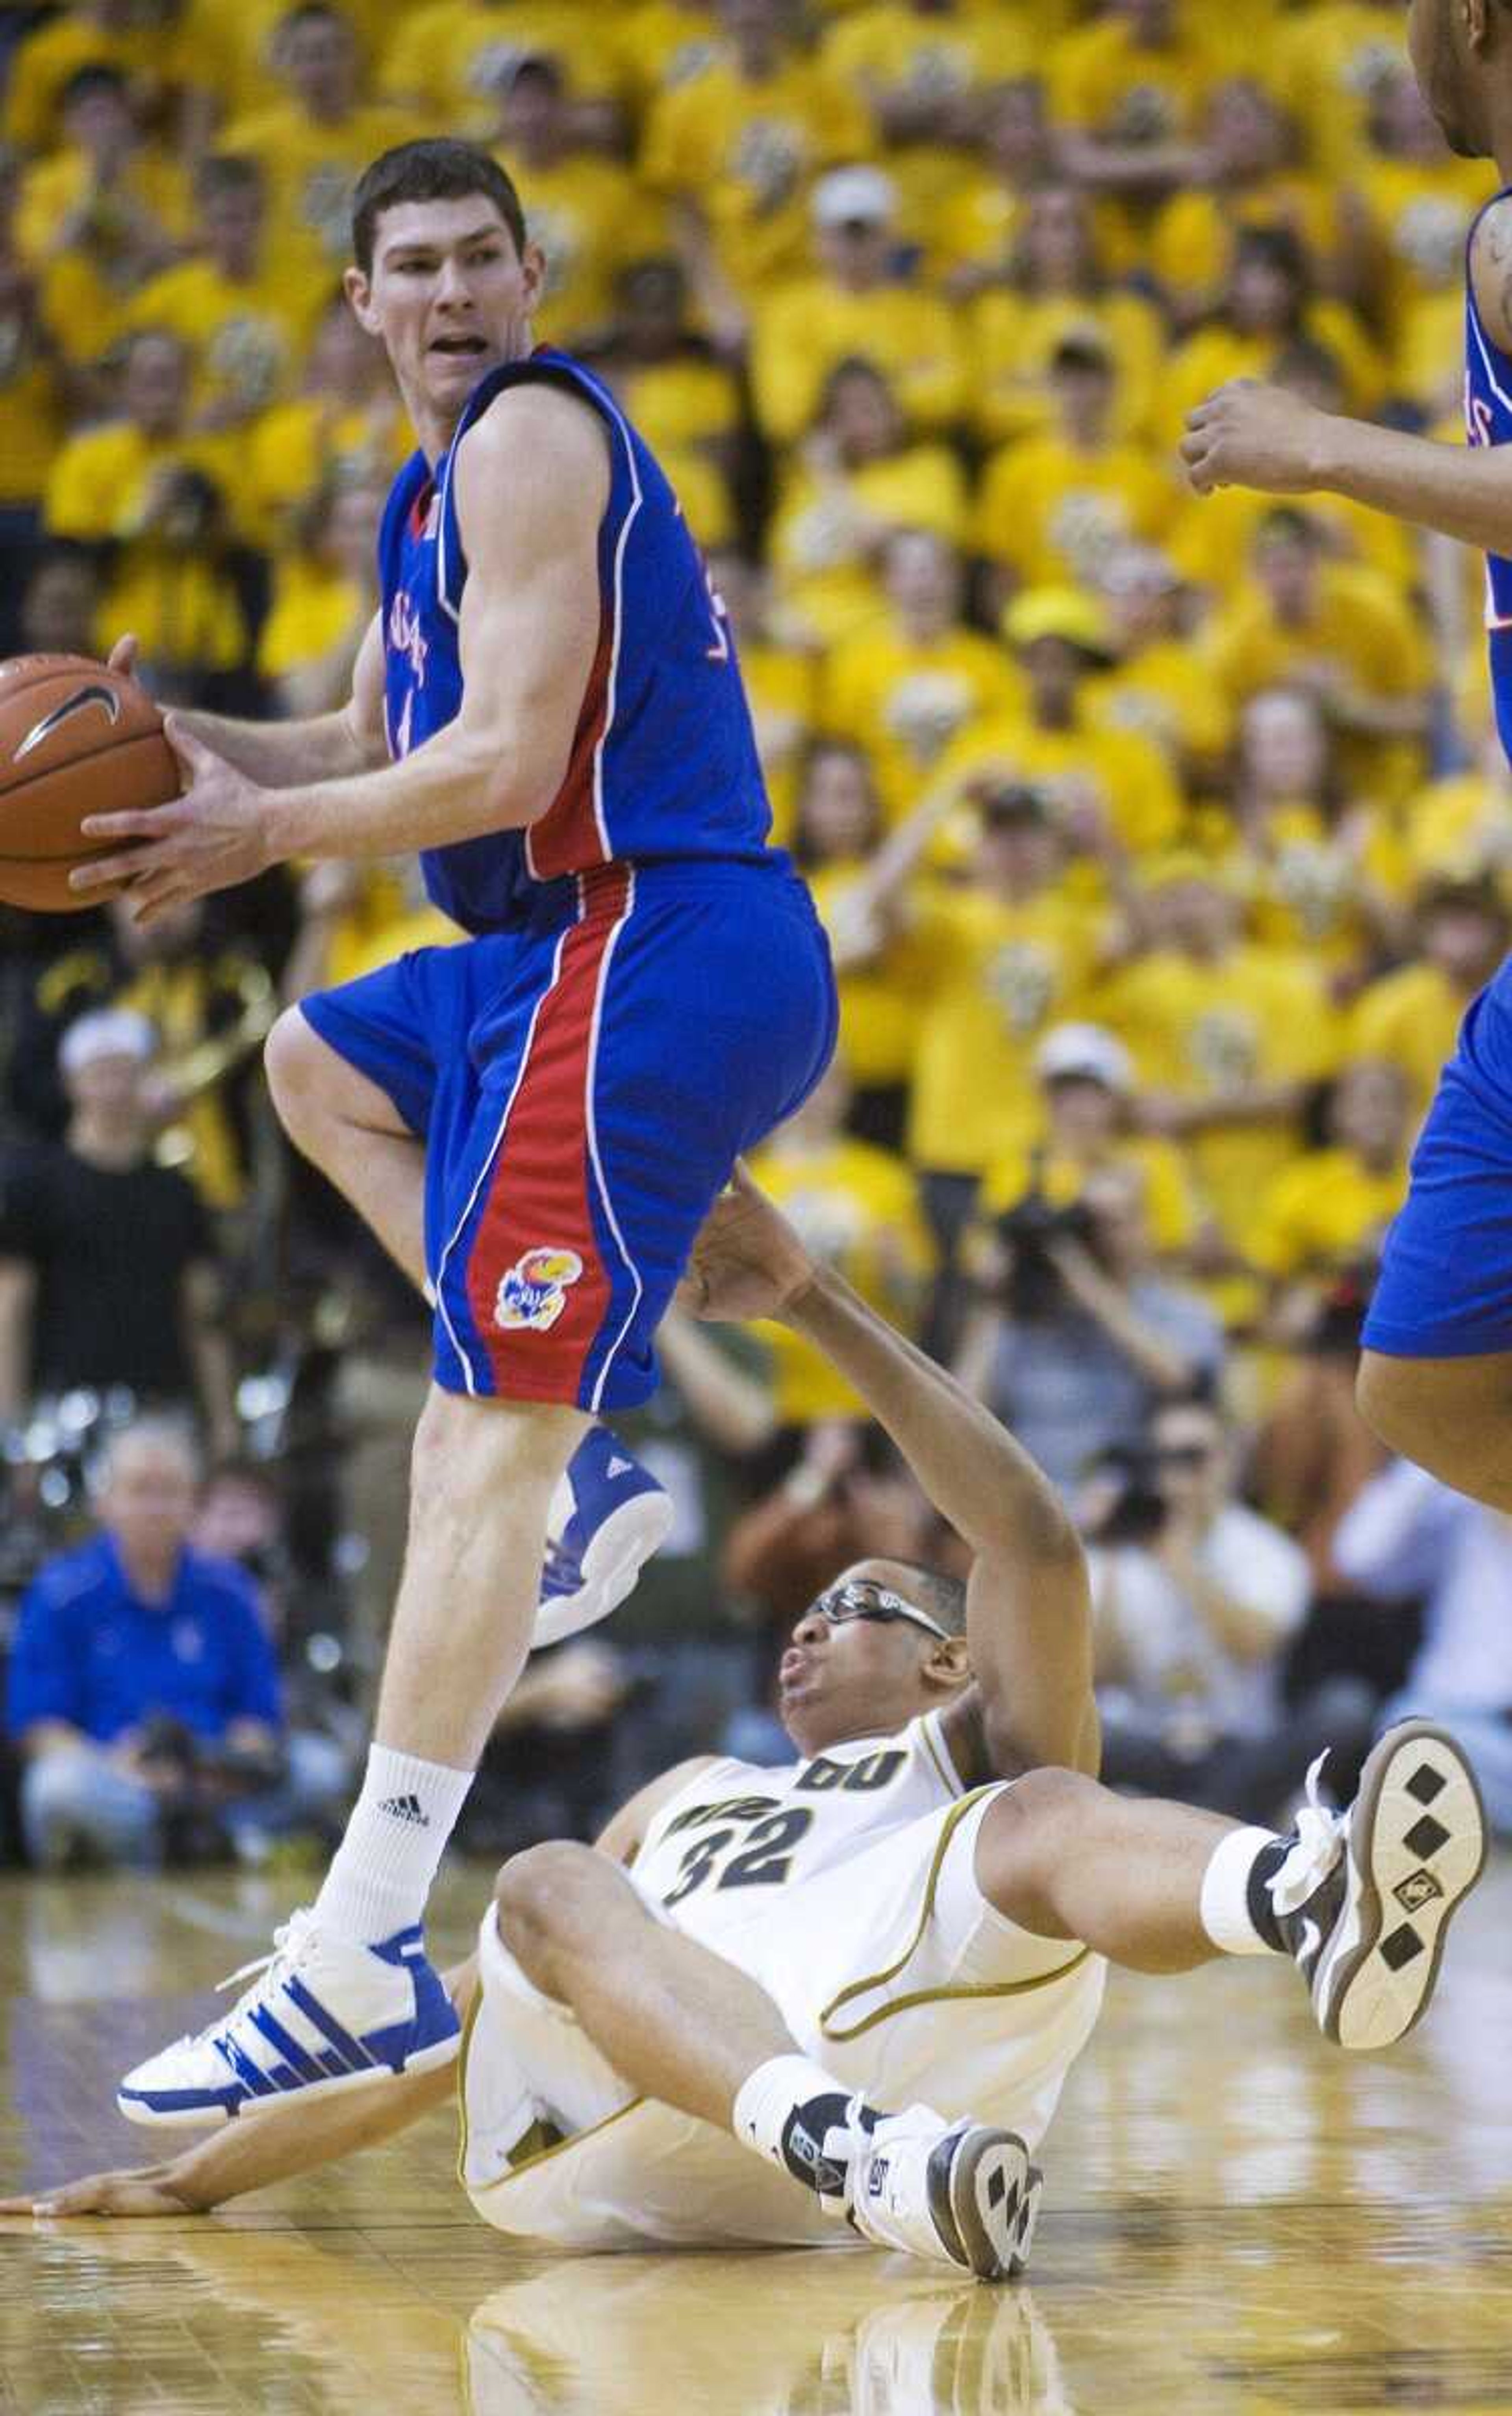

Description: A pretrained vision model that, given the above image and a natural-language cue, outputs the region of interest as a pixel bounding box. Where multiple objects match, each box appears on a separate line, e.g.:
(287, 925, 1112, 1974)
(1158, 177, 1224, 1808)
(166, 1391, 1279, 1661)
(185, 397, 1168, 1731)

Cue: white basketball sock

(1199, 1824, 1287, 1955)
(312, 1744, 474, 1945)
(733, 2053, 875, 2203)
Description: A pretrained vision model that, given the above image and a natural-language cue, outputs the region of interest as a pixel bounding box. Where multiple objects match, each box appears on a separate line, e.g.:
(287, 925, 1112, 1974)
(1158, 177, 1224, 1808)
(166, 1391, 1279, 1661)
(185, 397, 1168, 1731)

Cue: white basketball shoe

(1266, 1719, 1486, 2051)
(847, 2106, 1043, 2282)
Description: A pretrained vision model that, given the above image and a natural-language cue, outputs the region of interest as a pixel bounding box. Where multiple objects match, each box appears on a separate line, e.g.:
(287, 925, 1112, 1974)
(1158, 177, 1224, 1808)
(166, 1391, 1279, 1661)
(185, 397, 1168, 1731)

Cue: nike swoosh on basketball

(12, 683, 122, 763)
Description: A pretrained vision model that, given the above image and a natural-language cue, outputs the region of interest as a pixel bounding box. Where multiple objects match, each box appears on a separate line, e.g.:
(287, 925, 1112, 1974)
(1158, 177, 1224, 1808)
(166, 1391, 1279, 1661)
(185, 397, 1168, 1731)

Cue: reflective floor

(2, 1858, 1509, 2414)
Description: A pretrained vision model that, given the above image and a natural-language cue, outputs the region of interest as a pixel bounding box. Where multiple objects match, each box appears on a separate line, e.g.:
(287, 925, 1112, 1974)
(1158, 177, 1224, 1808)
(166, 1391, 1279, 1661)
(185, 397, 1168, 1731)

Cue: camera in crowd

(1085, 1440, 1170, 1545)
(994, 1189, 1097, 1321)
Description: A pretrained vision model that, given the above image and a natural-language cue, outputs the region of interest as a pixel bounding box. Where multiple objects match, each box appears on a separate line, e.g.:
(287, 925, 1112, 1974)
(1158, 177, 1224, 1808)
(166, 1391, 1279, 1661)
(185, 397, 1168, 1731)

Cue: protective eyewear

(808, 1579, 952, 1643)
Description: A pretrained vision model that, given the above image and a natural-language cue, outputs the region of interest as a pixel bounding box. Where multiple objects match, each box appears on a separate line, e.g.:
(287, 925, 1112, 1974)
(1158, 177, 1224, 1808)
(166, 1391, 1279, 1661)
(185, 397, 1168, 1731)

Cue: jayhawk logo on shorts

(494, 1248, 584, 1333)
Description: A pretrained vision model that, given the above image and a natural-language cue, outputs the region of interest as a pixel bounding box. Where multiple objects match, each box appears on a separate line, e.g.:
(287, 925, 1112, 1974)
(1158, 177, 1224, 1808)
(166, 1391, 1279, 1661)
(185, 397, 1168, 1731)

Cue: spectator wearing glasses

(1083, 1395, 1368, 1821)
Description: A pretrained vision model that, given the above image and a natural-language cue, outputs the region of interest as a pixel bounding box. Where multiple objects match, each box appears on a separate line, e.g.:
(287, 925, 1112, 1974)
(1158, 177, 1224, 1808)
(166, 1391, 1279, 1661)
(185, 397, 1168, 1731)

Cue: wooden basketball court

(3, 1855, 1508, 2414)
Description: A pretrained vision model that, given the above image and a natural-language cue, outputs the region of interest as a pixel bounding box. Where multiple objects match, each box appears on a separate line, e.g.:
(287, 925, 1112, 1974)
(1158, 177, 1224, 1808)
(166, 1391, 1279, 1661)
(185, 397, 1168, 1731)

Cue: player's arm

(0, 1958, 480, 2220)
(1181, 200, 1512, 549)
(72, 389, 610, 921)
(103, 622, 389, 792)
(681, 1173, 1098, 1785)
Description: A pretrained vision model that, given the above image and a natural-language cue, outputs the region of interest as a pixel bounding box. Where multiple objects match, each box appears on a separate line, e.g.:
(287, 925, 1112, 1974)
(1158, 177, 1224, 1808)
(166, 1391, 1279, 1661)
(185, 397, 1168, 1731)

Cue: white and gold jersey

(630, 1709, 966, 1938)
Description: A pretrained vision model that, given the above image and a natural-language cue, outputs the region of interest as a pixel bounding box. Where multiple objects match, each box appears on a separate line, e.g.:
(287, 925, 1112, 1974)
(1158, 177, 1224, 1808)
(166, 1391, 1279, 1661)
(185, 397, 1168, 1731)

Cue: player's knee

(264, 1006, 335, 1149)
(409, 1386, 582, 1508)
(494, 1841, 599, 1956)
(977, 1764, 1100, 1899)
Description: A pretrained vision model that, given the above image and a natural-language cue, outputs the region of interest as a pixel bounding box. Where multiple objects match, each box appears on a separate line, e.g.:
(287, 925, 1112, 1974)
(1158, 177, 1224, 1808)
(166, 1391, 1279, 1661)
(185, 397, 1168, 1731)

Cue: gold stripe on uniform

(819, 1786, 1090, 2044)
(457, 1978, 648, 2200)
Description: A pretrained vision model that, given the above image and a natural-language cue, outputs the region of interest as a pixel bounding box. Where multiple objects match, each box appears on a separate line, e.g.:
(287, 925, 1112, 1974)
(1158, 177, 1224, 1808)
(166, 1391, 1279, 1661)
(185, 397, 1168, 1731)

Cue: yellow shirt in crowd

(935, 711, 1183, 860)
(974, 430, 1179, 590)
(123, 260, 325, 421)
(821, 621, 1023, 825)
(1095, 944, 1342, 1242)
(907, 886, 1106, 1174)
(750, 280, 966, 446)
(746, 1135, 936, 1422)
(1349, 963, 1468, 1116)
(1249, 1146, 1407, 1280)
(641, 52, 869, 292)
(967, 287, 1166, 448)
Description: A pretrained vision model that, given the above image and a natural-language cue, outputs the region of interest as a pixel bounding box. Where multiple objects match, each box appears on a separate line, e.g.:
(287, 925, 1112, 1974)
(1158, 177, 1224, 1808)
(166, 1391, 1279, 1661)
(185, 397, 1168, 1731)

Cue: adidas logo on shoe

(606, 1455, 634, 1478)
(378, 1793, 429, 1827)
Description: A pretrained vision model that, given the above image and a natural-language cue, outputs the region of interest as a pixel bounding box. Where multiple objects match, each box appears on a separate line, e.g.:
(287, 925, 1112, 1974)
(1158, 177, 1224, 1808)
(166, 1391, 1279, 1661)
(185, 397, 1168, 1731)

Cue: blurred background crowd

(3, 0, 1512, 1877)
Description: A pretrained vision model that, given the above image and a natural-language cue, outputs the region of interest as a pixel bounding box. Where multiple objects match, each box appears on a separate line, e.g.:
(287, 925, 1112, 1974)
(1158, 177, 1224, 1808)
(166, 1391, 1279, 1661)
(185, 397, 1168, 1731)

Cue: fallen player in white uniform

(3, 1174, 1486, 2281)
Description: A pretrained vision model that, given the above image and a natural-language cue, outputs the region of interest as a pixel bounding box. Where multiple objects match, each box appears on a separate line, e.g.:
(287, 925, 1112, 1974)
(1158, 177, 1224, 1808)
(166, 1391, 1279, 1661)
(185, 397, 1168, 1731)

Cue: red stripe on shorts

(463, 867, 631, 1402)
(524, 604, 615, 881)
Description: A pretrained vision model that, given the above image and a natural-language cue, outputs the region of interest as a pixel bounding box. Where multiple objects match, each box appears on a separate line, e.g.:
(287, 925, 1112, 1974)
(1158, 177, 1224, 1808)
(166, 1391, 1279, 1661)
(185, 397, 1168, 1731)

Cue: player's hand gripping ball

(0, 652, 178, 911)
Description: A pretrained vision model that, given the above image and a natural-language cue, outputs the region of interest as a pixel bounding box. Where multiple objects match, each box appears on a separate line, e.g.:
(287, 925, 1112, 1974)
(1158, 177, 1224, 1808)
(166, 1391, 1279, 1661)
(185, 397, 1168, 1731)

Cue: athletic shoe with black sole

(849, 2107, 1044, 2282)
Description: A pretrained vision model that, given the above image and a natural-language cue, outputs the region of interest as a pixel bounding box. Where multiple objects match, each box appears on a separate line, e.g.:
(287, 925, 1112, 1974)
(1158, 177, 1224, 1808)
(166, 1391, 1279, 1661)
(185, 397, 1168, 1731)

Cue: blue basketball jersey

(1465, 190, 1512, 764)
(377, 347, 775, 934)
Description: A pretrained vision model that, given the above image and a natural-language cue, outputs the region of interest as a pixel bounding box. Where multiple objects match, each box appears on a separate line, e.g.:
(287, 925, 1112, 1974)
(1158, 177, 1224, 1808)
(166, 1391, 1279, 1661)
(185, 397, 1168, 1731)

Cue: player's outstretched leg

(978, 1722, 1486, 2051)
(495, 1842, 1040, 2281)
(117, 1391, 592, 2127)
(268, 1006, 669, 1650)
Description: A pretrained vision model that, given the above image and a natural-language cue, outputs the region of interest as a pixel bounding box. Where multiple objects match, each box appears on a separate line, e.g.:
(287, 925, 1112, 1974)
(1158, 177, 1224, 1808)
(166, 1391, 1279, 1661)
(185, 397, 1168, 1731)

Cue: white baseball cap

(1034, 1022, 1132, 1095)
(60, 1007, 157, 1073)
(812, 166, 898, 229)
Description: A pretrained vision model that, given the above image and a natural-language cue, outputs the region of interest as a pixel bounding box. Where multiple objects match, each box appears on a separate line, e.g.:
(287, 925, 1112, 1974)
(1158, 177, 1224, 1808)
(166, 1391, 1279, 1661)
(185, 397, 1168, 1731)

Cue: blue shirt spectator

(5, 1417, 289, 1871)
(7, 1531, 282, 1745)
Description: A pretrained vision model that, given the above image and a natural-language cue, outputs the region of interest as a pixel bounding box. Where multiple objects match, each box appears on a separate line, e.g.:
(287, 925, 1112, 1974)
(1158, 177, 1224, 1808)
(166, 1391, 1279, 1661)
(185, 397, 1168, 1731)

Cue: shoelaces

(1267, 1751, 1347, 1918)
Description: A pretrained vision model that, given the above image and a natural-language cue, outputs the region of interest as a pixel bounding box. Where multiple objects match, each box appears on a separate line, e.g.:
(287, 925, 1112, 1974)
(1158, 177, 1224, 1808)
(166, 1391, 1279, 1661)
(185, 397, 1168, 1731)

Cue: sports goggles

(808, 1578, 952, 1643)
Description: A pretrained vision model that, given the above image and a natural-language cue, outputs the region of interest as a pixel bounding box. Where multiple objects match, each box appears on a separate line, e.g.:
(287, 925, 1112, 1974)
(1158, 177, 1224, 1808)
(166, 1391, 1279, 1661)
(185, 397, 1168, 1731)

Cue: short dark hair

(350, 139, 527, 277)
(884, 1561, 969, 1638)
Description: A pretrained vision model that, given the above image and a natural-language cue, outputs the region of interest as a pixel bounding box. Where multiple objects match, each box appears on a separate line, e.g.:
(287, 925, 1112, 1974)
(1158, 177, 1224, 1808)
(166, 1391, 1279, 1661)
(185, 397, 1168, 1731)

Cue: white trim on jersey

(583, 867, 646, 1412)
(1469, 306, 1512, 419)
(591, 400, 645, 865)
(434, 432, 463, 629)
(431, 915, 576, 1395)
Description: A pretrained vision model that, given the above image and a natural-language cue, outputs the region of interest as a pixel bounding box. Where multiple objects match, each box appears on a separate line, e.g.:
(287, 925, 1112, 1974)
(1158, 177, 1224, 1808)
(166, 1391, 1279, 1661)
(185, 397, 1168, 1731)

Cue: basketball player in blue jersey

(1180, 0, 1512, 1525)
(74, 139, 837, 2123)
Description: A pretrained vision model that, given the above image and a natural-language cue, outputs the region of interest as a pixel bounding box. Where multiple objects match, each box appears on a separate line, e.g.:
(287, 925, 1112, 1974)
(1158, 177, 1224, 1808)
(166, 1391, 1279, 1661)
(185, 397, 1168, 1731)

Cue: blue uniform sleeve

(5, 1574, 83, 1738)
(216, 1574, 284, 1732)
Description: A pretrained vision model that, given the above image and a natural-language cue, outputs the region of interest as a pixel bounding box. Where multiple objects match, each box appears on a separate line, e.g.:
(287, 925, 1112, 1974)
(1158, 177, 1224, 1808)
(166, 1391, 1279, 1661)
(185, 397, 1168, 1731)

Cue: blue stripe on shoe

(249, 2006, 325, 2084)
(284, 1976, 378, 2071)
(215, 2033, 277, 2098)
(119, 2083, 243, 2114)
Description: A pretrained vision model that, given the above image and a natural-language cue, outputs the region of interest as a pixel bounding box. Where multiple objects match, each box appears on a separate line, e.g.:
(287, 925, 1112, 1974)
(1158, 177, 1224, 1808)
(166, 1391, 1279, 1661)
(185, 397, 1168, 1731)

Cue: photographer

(955, 1152, 1223, 1498)
(3, 1419, 335, 1871)
(1085, 1396, 1360, 1822)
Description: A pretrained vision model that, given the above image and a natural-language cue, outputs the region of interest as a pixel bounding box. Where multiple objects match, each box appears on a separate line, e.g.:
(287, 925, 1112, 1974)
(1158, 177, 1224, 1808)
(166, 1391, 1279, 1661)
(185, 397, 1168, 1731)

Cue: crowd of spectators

(3, 0, 1512, 1868)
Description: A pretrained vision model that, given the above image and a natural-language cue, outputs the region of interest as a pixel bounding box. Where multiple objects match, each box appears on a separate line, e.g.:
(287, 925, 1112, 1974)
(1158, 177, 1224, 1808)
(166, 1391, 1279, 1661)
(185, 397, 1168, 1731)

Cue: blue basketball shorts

(1364, 958, 1512, 1358)
(300, 859, 837, 1410)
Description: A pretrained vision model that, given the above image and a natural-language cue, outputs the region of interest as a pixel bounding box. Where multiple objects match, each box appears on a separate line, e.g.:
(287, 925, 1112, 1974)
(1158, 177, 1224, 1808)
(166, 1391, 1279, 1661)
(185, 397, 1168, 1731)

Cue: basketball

(0, 652, 178, 912)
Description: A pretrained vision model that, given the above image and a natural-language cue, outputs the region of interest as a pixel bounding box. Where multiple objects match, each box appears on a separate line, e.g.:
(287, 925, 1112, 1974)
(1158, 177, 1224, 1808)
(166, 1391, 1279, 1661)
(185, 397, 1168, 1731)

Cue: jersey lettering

(795, 1749, 907, 1795)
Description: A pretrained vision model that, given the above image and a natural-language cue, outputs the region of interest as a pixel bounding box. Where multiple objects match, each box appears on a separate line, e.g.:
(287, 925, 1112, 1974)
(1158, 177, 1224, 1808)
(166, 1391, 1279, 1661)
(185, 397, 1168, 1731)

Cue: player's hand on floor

(678, 1163, 817, 1323)
(69, 719, 274, 924)
(0, 2162, 203, 2219)
(1180, 378, 1329, 495)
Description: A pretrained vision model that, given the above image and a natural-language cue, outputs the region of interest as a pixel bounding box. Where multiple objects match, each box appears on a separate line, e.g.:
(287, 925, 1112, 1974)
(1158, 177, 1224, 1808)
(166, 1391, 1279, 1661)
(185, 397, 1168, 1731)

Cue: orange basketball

(0, 654, 179, 912)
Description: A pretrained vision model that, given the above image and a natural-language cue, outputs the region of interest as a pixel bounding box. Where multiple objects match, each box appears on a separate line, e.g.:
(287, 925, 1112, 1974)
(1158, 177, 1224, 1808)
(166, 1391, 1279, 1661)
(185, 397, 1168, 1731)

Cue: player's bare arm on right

(1180, 194, 1512, 554)
(682, 1171, 1097, 1783)
(74, 384, 610, 916)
